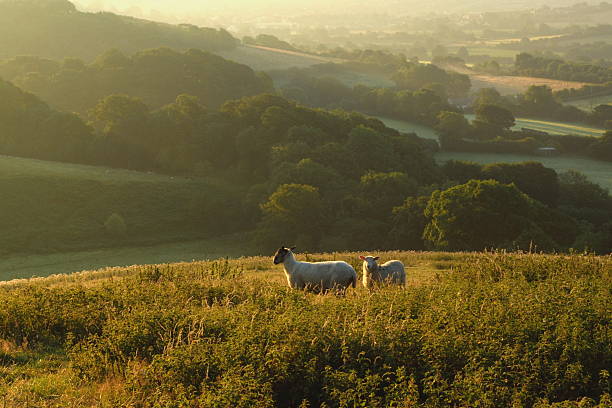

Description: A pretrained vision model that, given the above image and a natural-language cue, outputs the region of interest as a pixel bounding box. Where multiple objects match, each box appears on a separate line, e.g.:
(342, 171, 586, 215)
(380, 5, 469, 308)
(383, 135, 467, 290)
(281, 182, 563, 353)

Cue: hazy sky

(72, 0, 601, 23)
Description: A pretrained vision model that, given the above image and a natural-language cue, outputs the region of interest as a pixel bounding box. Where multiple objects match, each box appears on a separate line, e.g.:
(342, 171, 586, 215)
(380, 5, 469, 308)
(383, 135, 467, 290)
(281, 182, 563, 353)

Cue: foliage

(423, 180, 576, 251)
(0, 47, 272, 114)
(0, 251, 609, 407)
(514, 52, 612, 83)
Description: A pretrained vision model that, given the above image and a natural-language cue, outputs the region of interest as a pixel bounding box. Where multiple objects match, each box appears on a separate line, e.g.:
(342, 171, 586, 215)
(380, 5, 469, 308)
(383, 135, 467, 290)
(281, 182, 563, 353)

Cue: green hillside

(0, 0, 237, 61)
(0, 155, 245, 257)
(0, 251, 609, 407)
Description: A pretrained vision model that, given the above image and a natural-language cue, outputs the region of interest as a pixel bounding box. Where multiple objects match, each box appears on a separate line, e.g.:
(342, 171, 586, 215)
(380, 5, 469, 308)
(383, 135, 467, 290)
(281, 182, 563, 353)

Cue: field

(373, 117, 612, 191)
(219, 45, 335, 72)
(0, 233, 257, 282)
(375, 116, 439, 140)
(469, 73, 589, 95)
(0, 155, 243, 258)
(444, 64, 590, 95)
(0, 251, 609, 407)
(463, 115, 606, 137)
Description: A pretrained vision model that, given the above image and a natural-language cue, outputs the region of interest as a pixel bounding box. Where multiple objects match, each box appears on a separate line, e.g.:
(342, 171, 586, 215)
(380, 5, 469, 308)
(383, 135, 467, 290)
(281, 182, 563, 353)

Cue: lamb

(360, 255, 406, 289)
(273, 246, 357, 293)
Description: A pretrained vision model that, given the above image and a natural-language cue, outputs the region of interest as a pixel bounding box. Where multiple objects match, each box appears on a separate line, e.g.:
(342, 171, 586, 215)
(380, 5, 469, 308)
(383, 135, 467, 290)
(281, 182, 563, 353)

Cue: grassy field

(374, 116, 439, 140)
(380, 115, 605, 139)
(0, 155, 243, 257)
(463, 114, 606, 137)
(435, 151, 612, 191)
(219, 45, 333, 72)
(0, 234, 257, 282)
(0, 251, 609, 407)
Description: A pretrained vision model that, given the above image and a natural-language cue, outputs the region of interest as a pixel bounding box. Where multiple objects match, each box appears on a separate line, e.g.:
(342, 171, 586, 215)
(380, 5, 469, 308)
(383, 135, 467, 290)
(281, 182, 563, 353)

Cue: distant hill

(0, 47, 273, 113)
(0, 0, 238, 61)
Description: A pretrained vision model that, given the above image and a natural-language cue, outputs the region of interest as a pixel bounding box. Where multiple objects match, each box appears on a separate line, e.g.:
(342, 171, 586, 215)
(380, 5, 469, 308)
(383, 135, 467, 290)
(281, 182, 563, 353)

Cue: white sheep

(273, 246, 357, 293)
(360, 255, 406, 289)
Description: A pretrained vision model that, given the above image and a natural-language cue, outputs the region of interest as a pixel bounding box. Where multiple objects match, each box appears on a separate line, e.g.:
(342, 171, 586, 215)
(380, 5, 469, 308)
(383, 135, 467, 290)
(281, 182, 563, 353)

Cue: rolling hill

(0, 155, 245, 259)
(0, 0, 238, 61)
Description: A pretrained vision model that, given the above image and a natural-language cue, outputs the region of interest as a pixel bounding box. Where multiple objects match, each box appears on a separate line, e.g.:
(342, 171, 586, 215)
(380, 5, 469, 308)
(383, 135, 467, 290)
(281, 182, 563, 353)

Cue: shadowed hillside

(0, 0, 238, 61)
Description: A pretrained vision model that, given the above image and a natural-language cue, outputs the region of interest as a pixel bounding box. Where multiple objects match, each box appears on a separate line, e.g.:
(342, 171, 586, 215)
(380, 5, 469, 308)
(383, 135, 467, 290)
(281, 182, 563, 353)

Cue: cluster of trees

(0, 0, 237, 61)
(391, 62, 471, 98)
(436, 93, 612, 161)
(0, 47, 273, 114)
(473, 85, 612, 129)
(3, 73, 612, 254)
(555, 82, 612, 102)
(272, 65, 459, 126)
(514, 52, 612, 83)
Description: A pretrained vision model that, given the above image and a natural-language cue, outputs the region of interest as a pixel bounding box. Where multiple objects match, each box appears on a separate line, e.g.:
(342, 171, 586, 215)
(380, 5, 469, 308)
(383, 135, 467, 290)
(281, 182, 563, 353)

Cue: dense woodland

(2, 72, 612, 255)
(513, 52, 612, 83)
(0, 47, 273, 113)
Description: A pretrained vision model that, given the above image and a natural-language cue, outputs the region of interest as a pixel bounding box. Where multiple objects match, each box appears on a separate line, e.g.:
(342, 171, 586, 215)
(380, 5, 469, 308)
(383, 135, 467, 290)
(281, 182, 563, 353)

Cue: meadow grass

(463, 114, 605, 137)
(0, 251, 609, 407)
(0, 155, 244, 258)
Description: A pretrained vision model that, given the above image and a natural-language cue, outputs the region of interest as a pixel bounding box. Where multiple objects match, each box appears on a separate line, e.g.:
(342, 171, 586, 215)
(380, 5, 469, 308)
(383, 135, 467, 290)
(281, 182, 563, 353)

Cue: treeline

(3, 77, 611, 254)
(514, 52, 612, 83)
(472, 85, 612, 131)
(555, 82, 612, 102)
(272, 65, 461, 126)
(0, 0, 237, 61)
(437, 93, 612, 161)
(0, 47, 273, 114)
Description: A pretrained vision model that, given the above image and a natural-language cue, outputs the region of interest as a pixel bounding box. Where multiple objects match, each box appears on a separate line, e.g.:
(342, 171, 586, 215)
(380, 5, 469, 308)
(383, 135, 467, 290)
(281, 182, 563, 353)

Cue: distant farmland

(376, 118, 612, 191)
(379, 115, 605, 140)
(463, 114, 606, 137)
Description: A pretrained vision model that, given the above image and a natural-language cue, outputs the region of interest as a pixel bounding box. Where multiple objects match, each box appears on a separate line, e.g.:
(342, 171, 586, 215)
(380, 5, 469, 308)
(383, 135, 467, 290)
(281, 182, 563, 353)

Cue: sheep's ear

(374, 256, 380, 261)
(359, 255, 366, 260)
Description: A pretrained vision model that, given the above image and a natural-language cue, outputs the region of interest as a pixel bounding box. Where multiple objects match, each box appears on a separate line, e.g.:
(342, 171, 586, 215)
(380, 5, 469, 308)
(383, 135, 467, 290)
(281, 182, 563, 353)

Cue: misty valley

(0, 1, 611, 407)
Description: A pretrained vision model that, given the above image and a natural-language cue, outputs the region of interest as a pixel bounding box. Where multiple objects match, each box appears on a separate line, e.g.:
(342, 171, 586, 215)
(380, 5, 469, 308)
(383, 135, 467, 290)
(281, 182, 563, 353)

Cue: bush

(104, 213, 127, 236)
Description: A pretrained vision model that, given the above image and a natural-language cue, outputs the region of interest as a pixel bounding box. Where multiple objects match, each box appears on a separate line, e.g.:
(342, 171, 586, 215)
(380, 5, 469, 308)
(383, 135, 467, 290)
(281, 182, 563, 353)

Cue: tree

(435, 111, 472, 140)
(441, 160, 482, 184)
(475, 104, 515, 130)
(259, 184, 326, 249)
(390, 196, 429, 250)
(481, 161, 560, 207)
(423, 180, 543, 251)
(359, 171, 418, 219)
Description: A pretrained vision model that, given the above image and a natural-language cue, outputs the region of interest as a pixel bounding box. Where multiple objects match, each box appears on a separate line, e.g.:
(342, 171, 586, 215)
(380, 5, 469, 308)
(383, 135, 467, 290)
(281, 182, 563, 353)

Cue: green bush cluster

(0, 252, 609, 407)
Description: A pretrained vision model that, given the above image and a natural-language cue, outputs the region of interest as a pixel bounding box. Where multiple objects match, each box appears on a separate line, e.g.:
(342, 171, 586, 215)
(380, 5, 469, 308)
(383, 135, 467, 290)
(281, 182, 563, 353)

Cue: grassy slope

(218, 45, 330, 71)
(0, 233, 257, 282)
(0, 251, 609, 407)
(0, 155, 241, 259)
(462, 114, 606, 137)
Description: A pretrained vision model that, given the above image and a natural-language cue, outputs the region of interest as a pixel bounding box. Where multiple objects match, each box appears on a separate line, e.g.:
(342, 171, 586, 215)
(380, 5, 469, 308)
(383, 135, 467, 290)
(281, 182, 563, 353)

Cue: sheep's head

(360, 255, 380, 272)
(273, 246, 296, 264)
